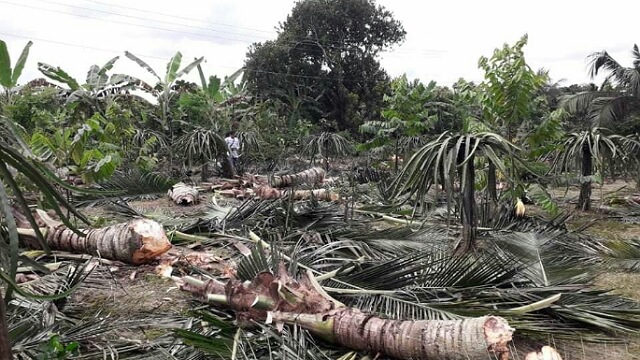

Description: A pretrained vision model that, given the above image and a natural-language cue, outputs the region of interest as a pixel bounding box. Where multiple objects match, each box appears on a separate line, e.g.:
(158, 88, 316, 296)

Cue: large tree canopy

(244, 0, 406, 133)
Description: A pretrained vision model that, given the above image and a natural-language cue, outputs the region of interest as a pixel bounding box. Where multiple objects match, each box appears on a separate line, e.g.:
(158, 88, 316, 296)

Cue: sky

(0, 0, 638, 89)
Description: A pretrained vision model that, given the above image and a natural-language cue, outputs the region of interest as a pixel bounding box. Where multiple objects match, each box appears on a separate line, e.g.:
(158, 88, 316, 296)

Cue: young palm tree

(301, 132, 353, 171)
(174, 127, 231, 179)
(550, 128, 619, 211)
(391, 129, 518, 252)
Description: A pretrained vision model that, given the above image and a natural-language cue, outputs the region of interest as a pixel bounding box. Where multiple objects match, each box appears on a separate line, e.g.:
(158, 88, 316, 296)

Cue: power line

(2, 0, 444, 57)
(83, 0, 278, 35)
(0, 31, 385, 84)
(31, 0, 274, 42)
(0, 0, 265, 45)
(82, 0, 444, 55)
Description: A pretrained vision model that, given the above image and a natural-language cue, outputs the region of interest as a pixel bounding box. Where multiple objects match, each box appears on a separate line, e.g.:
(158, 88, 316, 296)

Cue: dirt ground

(43, 179, 640, 359)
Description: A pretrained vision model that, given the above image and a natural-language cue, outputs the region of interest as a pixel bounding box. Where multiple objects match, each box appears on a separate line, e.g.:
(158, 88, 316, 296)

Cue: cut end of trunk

(130, 219, 172, 264)
(484, 316, 515, 358)
(168, 182, 199, 206)
(524, 346, 563, 360)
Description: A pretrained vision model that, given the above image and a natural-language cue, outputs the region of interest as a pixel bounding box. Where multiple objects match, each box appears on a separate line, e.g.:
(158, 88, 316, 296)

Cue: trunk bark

(0, 295, 12, 360)
(270, 167, 326, 188)
(255, 186, 339, 202)
(577, 145, 592, 211)
(394, 136, 400, 173)
(179, 266, 514, 360)
(201, 163, 209, 182)
(18, 212, 171, 265)
(167, 182, 199, 205)
(487, 162, 497, 203)
(273, 310, 513, 360)
(221, 156, 236, 178)
(636, 162, 640, 191)
(460, 158, 477, 252)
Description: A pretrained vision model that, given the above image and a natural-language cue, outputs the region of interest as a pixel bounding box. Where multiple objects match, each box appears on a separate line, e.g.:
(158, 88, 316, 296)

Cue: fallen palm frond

(167, 182, 199, 205)
(255, 186, 340, 202)
(178, 264, 515, 360)
(74, 170, 177, 207)
(17, 210, 171, 265)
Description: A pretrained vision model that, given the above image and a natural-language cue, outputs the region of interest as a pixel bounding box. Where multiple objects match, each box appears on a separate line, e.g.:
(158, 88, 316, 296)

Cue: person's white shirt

(225, 135, 240, 158)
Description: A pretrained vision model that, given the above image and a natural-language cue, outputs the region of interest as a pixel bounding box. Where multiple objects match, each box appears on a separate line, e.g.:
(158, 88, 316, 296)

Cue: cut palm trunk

(178, 265, 514, 360)
(255, 186, 339, 201)
(18, 211, 171, 265)
(167, 182, 199, 205)
(270, 167, 326, 188)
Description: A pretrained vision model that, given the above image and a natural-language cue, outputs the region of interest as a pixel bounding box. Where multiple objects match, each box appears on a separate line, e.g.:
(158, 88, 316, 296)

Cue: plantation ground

(6, 176, 640, 360)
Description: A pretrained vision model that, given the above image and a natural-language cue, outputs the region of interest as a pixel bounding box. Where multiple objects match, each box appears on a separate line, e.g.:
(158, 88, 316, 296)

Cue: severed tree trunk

(0, 295, 12, 360)
(178, 264, 514, 360)
(167, 182, 199, 205)
(577, 144, 592, 211)
(273, 310, 513, 360)
(270, 167, 325, 188)
(18, 212, 172, 265)
(255, 186, 339, 201)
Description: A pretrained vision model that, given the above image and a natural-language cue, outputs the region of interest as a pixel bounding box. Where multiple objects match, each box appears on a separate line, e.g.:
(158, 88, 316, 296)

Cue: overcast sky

(0, 0, 638, 89)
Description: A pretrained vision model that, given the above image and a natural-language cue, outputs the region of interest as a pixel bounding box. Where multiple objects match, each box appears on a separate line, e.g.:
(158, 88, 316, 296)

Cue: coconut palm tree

(554, 45, 640, 210)
(576, 44, 640, 126)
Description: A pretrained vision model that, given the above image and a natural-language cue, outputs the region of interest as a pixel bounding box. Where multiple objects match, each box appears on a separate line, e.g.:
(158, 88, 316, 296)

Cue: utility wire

(82, 0, 444, 55)
(82, 0, 278, 35)
(33, 0, 274, 42)
(0, 31, 386, 84)
(2, 0, 444, 57)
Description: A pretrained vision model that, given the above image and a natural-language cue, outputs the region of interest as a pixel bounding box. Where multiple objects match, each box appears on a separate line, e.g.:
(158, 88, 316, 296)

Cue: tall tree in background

(477, 34, 547, 202)
(244, 0, 405, 134)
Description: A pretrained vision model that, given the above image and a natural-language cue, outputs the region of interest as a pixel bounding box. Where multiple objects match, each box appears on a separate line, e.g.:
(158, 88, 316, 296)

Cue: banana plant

(0, 39, 33, 106)
(124, 51, 204, 129)
(124, 51, 203, 167)
(37, 57, 127, 115)
(30, 115, 120, 184)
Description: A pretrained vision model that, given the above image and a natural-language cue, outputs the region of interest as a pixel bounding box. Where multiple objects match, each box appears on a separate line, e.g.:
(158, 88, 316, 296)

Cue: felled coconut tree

(179, 263, 515, 360)
(270, 167, 326, 188)
(17, 210, 171, 265)
(255, 186, 339, 201)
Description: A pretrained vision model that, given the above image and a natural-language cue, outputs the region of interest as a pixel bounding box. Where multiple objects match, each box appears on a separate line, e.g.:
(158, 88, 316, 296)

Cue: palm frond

(74, 170, 177, 207)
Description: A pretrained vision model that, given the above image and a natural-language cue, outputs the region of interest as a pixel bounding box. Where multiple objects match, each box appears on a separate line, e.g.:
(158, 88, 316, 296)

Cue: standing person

(225, 131, 240, 170)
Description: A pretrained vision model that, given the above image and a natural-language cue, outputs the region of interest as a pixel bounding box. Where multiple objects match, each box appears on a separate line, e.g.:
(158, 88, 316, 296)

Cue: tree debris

(167, 182, 199, 205)
(269, 167, 326, 188)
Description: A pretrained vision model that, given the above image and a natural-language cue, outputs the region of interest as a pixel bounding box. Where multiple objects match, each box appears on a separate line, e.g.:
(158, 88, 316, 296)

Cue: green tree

(244, 0, 405, 133)
(477, 34, 548, 202)
(360, 75, 454, 171)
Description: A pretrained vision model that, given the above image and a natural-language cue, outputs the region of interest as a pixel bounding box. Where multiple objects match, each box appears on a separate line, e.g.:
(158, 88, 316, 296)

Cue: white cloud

(1, 0, 638, 88)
